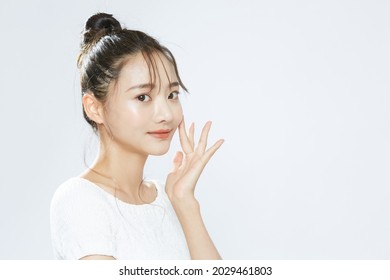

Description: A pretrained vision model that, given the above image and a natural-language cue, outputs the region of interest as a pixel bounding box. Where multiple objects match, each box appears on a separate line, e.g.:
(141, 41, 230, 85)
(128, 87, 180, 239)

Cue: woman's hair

(77, 13, 187, 132)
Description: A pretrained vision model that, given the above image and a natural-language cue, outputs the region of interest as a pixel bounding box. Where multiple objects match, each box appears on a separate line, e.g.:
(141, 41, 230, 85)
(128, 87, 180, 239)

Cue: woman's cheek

(173, 103, 183, 126)
(125, 101, 148, 120)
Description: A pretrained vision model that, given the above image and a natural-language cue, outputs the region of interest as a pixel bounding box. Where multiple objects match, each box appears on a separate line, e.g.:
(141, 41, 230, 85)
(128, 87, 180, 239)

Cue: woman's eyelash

(137, 94, 151, 102)
(168, 91, 180, 99)
(136, 91, 180, 102)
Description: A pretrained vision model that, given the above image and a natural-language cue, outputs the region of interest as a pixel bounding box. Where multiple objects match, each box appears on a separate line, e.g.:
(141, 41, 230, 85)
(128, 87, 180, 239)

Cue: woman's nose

(154, 97, 173, 123)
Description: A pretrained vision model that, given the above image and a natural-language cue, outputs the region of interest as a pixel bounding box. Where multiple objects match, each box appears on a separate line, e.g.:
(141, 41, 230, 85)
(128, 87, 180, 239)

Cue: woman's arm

(171, 198, 221, 259)
(80, 255, 116, 260)
(166, 120, 224, 260)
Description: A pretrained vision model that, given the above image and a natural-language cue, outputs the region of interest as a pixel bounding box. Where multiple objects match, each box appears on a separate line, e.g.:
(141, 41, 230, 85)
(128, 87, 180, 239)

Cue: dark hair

(77, 13, 187, 132)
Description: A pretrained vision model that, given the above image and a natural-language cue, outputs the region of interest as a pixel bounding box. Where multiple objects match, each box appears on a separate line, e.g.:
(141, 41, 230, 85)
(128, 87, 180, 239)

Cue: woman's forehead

(117, 52, 178, 89)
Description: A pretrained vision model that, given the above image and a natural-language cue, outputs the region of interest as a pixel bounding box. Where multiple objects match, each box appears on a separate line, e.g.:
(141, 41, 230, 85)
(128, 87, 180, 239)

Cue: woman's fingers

(202, 139, 224, 164)
(170, 151, 183, 173)
(180, 120, 222, 163)
(189, 123, 195, 149)
(178, 118, 193, 154)
(196, 121, 212, 155)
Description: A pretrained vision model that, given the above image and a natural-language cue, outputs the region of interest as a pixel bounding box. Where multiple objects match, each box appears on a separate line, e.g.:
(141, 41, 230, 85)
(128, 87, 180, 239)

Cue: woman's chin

(148, 145, 171, 156)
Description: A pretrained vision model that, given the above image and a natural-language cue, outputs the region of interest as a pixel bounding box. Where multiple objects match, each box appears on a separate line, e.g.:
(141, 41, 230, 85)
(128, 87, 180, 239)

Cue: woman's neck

(90, 140, 148, 197)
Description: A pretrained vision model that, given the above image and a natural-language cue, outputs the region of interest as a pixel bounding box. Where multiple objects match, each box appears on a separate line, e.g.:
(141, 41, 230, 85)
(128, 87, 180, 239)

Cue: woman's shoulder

(52, 177, 96, 198)
(51, 177, 110, 212)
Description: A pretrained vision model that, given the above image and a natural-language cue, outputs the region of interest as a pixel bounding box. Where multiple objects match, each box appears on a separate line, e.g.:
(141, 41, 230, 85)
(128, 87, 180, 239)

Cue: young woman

(50, 13, 224, 260)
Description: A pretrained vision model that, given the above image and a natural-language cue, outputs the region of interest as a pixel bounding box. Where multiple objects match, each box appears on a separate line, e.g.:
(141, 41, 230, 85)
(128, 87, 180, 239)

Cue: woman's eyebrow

(169, 81, 180, 88)
(127, 81, 179, 91)
(127, 83, 153, 91)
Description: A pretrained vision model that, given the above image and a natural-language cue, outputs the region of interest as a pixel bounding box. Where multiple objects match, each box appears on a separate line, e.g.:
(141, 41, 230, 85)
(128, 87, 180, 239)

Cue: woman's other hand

(165, 118, 224, 204)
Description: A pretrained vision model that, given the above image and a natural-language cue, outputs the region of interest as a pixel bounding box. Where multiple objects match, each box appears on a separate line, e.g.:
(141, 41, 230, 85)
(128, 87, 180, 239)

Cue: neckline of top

(72, 177, 162, 207)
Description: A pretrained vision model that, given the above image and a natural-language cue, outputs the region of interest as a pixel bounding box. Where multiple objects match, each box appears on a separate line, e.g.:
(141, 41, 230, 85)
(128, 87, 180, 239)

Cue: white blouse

(50, 177, 190, 260)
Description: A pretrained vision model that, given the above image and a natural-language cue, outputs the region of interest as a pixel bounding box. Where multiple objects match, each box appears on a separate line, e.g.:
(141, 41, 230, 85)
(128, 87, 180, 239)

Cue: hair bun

(82, 13, 122, 44)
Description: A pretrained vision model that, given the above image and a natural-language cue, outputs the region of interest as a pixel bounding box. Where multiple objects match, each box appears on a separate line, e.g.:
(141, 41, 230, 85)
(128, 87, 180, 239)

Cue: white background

(0, 0, 389, 259)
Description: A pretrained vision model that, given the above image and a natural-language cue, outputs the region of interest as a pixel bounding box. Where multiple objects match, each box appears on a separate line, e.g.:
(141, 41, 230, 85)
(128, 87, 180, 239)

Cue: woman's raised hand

(165, 118, 224, 203)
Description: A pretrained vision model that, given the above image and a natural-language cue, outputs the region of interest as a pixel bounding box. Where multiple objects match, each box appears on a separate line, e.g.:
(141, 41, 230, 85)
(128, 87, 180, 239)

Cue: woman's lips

(147, 129, 172, 139)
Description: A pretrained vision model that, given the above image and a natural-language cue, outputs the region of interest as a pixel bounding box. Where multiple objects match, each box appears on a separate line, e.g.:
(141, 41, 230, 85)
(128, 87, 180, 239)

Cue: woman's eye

(168, 91, 180, 100)
(137, 94, 151, 102)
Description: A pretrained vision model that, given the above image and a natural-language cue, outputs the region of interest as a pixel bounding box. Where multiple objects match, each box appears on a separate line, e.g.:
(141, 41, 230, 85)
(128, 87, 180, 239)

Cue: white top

(50, 177, 190, 260)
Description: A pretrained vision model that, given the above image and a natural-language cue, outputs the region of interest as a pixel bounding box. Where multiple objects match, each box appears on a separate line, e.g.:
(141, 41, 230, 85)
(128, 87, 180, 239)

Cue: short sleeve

(50, 179, 116, 259)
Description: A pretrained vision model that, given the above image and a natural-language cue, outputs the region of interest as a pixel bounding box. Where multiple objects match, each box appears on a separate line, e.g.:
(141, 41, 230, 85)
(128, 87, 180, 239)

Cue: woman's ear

(82, 92, 105, 124)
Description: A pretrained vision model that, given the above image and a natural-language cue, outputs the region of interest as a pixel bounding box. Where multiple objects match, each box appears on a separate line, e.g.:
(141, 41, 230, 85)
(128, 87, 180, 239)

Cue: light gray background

(0, 0, 389, 259)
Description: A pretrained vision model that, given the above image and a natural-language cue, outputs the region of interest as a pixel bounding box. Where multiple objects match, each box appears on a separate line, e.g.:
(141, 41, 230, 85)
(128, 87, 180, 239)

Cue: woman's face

(101, 51, 183, 156)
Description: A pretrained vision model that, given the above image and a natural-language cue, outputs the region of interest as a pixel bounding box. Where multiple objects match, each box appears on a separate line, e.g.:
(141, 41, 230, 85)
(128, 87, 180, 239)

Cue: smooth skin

(79, 51, 223, 260)
(167, 120, 224, 259)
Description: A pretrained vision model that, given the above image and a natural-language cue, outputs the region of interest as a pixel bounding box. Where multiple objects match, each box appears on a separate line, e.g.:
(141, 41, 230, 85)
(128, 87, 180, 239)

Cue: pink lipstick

(147, 129, 172, 139)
